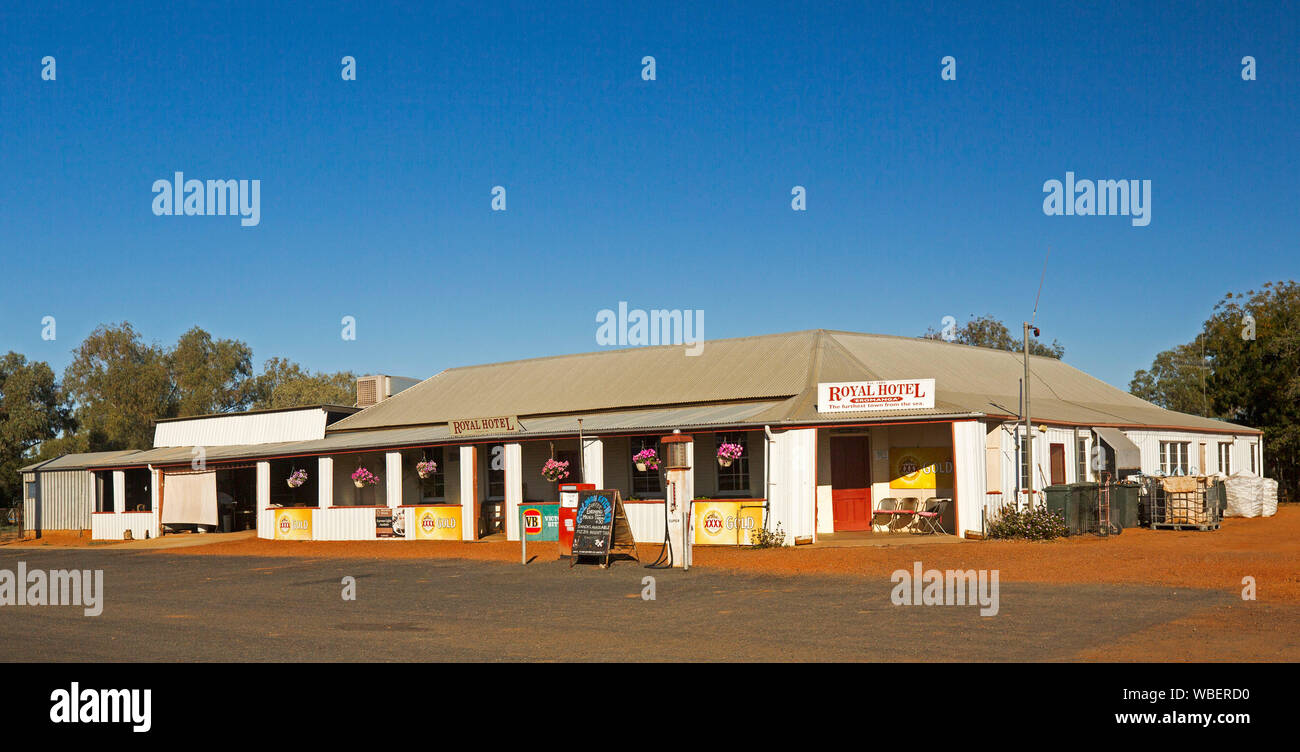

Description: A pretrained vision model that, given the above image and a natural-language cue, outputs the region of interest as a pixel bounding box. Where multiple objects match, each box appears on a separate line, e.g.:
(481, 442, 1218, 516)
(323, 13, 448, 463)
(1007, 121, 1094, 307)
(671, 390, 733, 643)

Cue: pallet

(1150, 522, 1220, 532)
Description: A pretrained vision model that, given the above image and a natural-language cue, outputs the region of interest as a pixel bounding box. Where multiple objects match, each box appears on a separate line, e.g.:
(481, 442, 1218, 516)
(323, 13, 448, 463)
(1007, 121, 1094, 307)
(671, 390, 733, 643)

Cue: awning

(1093, 427, 1142, 471)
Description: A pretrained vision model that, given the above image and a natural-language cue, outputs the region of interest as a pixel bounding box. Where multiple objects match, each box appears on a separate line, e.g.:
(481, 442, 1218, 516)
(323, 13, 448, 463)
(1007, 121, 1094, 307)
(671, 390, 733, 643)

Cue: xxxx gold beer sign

(273, 507, 312, 541)
(449, 415, 519, 438)
(890, 447, 954, 490)
(693, 500, 764, 546)
(412, 506, 461, 540)
(817, 379, 935, 413)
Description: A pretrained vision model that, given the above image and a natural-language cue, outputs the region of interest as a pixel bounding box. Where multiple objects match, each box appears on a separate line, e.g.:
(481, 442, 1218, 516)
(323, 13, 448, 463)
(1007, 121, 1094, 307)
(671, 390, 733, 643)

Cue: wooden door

(1050, 443, 1066, 485)
(831, 436, 872, 531)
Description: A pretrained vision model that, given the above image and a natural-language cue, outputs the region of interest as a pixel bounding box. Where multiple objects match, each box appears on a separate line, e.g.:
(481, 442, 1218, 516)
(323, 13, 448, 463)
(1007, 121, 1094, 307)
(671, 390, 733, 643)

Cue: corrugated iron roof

(823, 331, 1254, 432)
(153, 404, 360, 423)
(330, 329, 1257, 434)
(328, 330, 819, 431)
(74, 401, 792, 469)
(20, 450, 142, 473)
(36, 329, 1260, 475)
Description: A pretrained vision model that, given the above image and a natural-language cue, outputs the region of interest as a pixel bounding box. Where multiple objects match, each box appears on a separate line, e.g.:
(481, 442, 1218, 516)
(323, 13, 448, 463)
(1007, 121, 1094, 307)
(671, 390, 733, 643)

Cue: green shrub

(987, 504, 1068, 541)
(750, 523, 786, 549)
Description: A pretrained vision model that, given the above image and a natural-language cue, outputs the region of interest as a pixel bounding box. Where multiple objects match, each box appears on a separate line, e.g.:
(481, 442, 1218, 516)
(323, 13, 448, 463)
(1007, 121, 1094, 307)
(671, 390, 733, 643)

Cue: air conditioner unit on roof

(355, 375, 420, 408)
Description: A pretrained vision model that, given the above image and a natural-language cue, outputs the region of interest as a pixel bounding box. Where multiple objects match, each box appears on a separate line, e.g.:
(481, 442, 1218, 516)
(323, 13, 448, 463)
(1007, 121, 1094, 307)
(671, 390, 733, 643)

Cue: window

(630, 437, 661, 496)
(1217, 443, 1232, 475)
(1250, 443, 1258, 474)
(419, 447, 445, 500)
(270, 458, 316, 507)
(96, 472, 115, 513)
(1075, 437, 1089, 482)
(486, 445, 505, 499)
(716, 432, 750, 493)
(123, 468, 152, 511)
(1159, 441, 1190, 475)
(24, 480, 37, 500)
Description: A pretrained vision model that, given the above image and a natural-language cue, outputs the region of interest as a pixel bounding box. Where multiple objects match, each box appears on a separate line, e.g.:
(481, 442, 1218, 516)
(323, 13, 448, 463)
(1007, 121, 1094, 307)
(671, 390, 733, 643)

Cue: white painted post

(385, 451, 402, 509)
(459, 446, 477, 540)
(112, 470, 126, 514)
(150, 467, 161, 538)
(318, 456, 334, 508)
(256, 461, 270, 517)
(582, 437, 604, 488)
(504, 443, 523, 541)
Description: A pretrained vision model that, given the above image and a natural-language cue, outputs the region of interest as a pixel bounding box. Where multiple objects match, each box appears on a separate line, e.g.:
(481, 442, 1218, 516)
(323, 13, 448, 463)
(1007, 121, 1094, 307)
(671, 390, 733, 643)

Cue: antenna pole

(1024, 248, 1049, 507)
(1032, 248, 1051, 322)
(1024, 321, 1033, 508)
(578, 418, 585, 484)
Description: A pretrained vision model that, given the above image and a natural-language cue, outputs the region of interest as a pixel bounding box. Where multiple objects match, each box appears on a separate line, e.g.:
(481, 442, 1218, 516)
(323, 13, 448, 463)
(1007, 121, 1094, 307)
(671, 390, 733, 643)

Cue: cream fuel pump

(646, 431, 693, 570)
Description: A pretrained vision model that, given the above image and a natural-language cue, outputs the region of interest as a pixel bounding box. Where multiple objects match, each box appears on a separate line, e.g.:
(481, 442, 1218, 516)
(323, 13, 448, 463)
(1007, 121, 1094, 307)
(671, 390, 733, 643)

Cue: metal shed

(19, 451, 141, 534)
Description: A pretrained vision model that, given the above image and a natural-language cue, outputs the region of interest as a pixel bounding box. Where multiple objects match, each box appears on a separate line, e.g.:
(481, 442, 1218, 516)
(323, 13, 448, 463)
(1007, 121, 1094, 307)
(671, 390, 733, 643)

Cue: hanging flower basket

(541, 458, 571, 483)
(351, 467, 378, 488)
(633, 448, 660, 473)
(416, 460, 438, 479)
(286, 469, 308, 489)
(718, 442, 744, 467)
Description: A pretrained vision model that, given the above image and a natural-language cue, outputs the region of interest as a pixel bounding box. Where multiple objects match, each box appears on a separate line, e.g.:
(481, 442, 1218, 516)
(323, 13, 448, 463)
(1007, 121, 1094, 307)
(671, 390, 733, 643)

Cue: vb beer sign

(520, 502, 560, 542)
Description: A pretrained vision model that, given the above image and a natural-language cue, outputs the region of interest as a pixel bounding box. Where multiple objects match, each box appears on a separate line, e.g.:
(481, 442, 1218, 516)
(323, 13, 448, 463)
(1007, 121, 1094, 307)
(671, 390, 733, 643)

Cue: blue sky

(2, 1, 1296, 390)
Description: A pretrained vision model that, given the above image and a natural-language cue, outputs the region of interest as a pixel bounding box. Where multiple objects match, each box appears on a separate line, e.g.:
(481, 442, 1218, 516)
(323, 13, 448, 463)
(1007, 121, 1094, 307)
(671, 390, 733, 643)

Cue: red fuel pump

(557, 482, 594, 556)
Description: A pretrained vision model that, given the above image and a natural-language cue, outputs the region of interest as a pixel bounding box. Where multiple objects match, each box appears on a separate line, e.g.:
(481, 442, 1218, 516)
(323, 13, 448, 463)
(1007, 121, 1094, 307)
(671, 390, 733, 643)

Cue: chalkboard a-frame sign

(570, 489, 639, 568)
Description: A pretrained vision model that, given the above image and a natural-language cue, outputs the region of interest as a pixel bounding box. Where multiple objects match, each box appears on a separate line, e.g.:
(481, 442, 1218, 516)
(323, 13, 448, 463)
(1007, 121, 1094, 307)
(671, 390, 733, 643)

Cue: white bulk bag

(1260, 478, 1278, 517)
(1224, 472, 1262, 518)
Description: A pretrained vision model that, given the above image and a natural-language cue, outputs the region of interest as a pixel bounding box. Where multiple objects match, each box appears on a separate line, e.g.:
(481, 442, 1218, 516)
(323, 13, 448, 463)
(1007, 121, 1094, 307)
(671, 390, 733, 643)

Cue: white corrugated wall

(1124, 429, 1262, 476)
(625, 501, 667, 544)
(316, 507, 378, 540)
(154, 409, 328, 447)
(91, 511, 158, 540)
(24, 469, 96, 532)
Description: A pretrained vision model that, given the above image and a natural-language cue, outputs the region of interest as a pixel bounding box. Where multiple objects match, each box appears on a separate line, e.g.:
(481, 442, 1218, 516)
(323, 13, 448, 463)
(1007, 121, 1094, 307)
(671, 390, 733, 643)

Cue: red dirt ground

(164, 506, 1300, 603)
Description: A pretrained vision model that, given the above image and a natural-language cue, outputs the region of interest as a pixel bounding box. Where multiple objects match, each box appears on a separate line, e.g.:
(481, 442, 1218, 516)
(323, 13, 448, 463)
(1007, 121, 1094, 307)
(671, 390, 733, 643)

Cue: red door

(831, 436, 872, 531)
